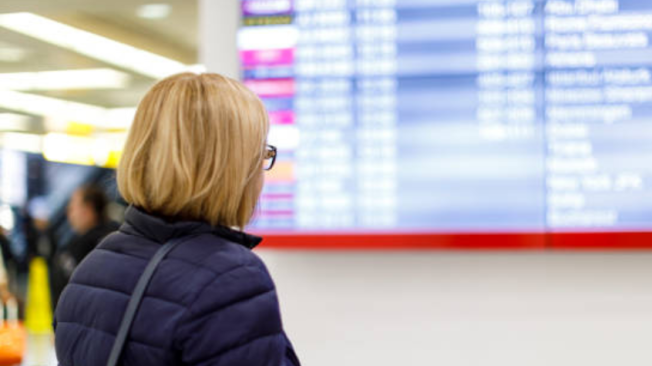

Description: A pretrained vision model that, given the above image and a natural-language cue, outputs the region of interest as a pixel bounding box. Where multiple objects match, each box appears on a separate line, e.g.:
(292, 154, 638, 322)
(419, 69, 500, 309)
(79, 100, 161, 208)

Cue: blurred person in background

(22, 197, 55, 304)
(54, 73, 299, 366)
(51, 185, 119, 306)
(0, 232, 13, 302)
(25, 197, 54, 261)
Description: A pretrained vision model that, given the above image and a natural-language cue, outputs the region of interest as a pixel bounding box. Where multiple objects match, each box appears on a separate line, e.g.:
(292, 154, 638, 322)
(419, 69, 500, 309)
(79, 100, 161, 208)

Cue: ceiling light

(0, 132, 42, 154)
(42, 132, 126, 168)
(0, 113, 32, 132)
(0, 45, 27, 62)
(0, 89, 105, 124)
(43, 133, 94, 166)
(0, 68, 131, 91)
(0, 13, 190, 79)
(137, 4, 172, 19)
(104, 108, 136, 130)
(0, 90, 135, 129)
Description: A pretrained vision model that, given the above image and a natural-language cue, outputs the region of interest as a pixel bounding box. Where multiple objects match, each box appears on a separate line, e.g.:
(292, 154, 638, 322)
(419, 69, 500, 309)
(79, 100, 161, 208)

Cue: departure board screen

(238, 0, 652, 234)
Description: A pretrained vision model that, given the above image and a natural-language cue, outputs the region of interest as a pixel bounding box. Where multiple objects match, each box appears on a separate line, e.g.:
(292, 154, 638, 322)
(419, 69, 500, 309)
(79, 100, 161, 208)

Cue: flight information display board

(238, 0, 652, 246)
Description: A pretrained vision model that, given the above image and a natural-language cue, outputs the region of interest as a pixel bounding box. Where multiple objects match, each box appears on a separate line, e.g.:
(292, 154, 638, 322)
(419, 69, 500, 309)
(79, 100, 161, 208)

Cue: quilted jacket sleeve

(175, 255, 299, 366)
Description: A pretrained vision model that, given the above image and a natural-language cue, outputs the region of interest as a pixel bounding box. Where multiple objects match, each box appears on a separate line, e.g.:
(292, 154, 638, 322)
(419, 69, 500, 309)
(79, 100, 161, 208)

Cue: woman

(54, 73, 300, 366)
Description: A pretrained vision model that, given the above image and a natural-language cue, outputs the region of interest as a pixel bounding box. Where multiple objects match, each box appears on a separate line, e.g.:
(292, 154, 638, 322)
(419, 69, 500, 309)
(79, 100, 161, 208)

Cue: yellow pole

(25, 257, 53, 335)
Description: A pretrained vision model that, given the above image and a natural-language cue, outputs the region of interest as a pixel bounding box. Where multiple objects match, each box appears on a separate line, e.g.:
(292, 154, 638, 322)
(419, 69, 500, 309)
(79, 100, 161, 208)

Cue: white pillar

(198, 0, 240, 80)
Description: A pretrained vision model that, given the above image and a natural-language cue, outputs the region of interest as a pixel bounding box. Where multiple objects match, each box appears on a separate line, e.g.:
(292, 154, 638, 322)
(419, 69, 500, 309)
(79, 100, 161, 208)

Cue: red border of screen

(255, 232, 652, 250)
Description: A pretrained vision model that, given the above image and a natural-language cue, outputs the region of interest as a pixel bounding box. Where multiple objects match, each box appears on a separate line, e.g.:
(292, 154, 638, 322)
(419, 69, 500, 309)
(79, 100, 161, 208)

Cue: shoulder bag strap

(106, 236, 187, 366)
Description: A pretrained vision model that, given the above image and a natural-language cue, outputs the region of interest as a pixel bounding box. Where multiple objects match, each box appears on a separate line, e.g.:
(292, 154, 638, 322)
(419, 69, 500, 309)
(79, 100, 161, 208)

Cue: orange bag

(0, 298, 26, 366)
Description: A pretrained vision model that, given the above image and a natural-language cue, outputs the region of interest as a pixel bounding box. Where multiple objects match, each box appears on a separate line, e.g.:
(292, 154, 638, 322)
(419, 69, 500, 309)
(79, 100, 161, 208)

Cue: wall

(258, 250, 652, 366)
(198, 0, 240, 79)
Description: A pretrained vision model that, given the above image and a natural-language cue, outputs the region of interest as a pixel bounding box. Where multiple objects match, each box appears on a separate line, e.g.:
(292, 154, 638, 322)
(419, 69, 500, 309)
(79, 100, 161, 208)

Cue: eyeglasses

(264, 145, 277, 171)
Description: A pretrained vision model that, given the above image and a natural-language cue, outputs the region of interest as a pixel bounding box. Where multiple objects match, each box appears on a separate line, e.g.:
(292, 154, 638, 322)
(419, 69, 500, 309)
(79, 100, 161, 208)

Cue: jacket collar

(120, 206, 262, 249)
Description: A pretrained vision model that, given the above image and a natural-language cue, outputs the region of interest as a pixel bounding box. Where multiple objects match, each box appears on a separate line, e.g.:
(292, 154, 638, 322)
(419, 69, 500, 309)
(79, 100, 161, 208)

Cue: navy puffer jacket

(54, 206, 300, 366)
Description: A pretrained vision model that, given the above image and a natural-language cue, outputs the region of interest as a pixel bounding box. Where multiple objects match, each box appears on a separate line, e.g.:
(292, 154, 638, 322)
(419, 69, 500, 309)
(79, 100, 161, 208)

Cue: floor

(21, 334, 57, 366)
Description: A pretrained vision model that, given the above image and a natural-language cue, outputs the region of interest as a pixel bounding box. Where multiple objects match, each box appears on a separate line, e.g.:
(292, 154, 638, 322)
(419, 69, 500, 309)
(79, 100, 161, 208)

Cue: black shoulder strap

(106, 237, 186, 366)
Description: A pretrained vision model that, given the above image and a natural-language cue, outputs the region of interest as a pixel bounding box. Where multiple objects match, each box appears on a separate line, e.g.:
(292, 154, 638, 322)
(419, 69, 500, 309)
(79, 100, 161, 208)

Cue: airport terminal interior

(1, 0, 652, 365)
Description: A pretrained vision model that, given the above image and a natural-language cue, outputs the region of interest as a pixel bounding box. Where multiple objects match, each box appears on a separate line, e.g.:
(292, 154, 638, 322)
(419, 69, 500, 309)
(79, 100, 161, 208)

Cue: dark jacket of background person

(59, 221, 119, 271)
(51, 220, 119, 303)
(54, 206, 300, 366)
(51, 186, 119, 307)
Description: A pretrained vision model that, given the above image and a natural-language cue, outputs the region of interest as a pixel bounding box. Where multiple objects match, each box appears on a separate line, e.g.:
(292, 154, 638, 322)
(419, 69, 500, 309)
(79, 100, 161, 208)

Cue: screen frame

(255, 232, 652, 250)
(232, 2, 652, 251)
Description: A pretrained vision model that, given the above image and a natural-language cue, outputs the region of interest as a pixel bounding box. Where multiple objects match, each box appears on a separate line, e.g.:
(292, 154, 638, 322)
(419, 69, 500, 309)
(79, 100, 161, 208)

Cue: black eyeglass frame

(264, 145, 277, 171)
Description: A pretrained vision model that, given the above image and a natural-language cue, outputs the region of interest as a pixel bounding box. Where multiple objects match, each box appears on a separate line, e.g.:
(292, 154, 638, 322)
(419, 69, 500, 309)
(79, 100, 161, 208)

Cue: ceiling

(0, 0, 199, 125)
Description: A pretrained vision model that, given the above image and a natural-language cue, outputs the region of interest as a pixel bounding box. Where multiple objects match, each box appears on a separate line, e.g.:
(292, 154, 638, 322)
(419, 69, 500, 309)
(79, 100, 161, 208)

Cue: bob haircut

(117, 72, 269, 229)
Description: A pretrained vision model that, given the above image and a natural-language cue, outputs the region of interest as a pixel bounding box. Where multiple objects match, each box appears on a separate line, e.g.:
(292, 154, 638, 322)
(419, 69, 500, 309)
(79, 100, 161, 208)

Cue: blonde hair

(117, 73, 269, 228)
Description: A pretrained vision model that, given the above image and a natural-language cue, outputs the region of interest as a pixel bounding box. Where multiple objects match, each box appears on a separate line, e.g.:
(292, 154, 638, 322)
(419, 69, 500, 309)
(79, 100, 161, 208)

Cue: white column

(199, 0, 241, 80)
